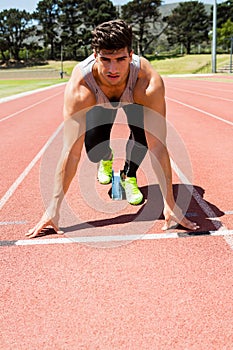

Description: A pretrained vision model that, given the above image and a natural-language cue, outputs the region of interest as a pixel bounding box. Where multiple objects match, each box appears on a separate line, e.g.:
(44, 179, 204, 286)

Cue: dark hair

(91, 20, 132, 53)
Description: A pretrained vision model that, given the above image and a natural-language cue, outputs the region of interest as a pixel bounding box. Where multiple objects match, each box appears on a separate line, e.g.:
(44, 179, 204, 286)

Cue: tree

(164, 1, 210, 54)
(34, 0, 60, 60)
(0, 37, 8, 61)
(80, 0, 117, 28)
(0, 9, 35, 61)
(122, 0, 162, 56)
(59, 0, 117, 59)
(58, 0, 83, 59)
(212, 0, 233, 28)
(217, 19, 233, 47)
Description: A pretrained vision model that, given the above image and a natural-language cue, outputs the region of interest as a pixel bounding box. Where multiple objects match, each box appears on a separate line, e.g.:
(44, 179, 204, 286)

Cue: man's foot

(97, 158, 113, 184)
(121, 176, 143, 205)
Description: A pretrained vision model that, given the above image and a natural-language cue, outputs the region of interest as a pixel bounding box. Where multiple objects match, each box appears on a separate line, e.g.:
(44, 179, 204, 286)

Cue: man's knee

(85, 140, 111, 163)
(86, 150, 101, 163)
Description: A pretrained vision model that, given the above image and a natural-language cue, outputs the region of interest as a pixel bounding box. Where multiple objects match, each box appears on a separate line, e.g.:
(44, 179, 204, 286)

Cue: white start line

(0, 230, 233, 248)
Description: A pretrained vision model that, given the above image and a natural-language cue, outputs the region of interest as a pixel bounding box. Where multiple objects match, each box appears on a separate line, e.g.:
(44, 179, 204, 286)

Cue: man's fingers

(25, 226, 40, 237)
(25, 220, 64, 239)
(162, 213, 200, 231)
(162, 217, 178, 231)
(180, 217, 200, 231)
(25, 223, 47, 238)
(25, 227, 35, 236)
(49, 222, 64, 235)
(162, 217, 170, 230)
(25, 230, 40, 239)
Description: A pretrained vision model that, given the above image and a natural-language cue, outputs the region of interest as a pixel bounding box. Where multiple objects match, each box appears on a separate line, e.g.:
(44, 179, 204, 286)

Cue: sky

(0, 0, 217, 13)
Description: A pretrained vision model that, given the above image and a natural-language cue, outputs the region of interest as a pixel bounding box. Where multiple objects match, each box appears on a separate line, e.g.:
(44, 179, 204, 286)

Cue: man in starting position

(27, 19, 199, 238)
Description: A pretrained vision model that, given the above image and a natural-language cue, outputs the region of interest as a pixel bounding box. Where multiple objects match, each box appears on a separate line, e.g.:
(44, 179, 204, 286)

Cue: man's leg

(122, 104, 148, 204)
(85, 106, 117, 183)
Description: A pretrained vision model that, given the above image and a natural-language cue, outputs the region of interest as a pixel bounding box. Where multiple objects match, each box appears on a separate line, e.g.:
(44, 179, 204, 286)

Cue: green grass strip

(0, 79, 68, 98)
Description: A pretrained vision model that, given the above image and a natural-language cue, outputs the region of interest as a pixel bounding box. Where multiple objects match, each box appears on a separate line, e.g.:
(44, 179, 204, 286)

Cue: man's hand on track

(26, 213, 64, 239)
(162, 206, 200, 231)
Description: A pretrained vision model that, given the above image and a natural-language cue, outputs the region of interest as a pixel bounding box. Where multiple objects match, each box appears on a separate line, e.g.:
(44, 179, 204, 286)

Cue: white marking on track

(224, 235, 233, 250)
(0, 83, 66, 104)
(224, 211, 233, 215)
(171, 160, 233, 250)
(0, 230, 233, 247)
(0, 221, 27, 226)
(167, 87, 233, 102)
(165, 79, 233, 94)
(166, 97, 233, 126)
(171, 159, 225, 230)
(0, 123, 63, 210)
(0, 91, 64, 122)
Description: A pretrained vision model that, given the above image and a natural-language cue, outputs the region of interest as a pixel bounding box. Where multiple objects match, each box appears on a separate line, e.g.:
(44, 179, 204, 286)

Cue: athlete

(26, 19, 199, 238)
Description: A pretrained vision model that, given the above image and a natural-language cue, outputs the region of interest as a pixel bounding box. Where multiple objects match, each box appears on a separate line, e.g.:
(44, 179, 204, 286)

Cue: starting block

(111, 170, 125, 200)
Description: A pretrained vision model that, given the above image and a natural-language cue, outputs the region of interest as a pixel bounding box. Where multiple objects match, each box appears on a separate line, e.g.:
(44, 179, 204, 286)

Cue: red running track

(0, 76, 233, 349)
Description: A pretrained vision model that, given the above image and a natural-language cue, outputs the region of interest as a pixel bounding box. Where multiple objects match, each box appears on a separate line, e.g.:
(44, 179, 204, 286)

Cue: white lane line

(0, 123, 63, 210)
(166, 97, 233, 127)
(0, 83, 66, 104)
(0, 221, 27, 226)
(171, 159, 233, 250)
(167, 87, 233, 102)
(0, 230, 233, 247)
(0, 91, 64, 122)
(165, 80, 233, 94)
(171, 159, 225, 230)
(224, 235, 233, 250)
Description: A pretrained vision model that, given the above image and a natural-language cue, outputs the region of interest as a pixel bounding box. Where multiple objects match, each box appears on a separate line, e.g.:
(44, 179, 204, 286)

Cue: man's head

(91, 19, 133, 54)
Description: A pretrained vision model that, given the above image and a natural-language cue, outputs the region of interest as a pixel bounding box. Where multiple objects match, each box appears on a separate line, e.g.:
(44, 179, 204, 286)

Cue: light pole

(212, 0, 217, 73)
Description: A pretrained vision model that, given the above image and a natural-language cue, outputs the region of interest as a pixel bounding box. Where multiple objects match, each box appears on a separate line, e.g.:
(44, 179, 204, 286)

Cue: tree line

(0, 0, 233, 64)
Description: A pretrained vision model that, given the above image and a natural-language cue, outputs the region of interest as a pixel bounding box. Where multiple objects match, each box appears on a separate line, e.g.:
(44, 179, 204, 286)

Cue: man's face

(94, 47, 133, 86)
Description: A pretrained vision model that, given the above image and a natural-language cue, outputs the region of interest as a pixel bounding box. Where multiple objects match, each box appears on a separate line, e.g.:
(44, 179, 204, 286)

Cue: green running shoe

(97, 158, 113, 184)
(121, 177, 143, 205)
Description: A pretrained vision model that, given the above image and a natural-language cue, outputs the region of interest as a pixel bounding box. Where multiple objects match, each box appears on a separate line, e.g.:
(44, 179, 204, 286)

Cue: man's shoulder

(77, 54, 95, 77)
(133, 56, 164, 107)
(138, 56, 153, 73)
(66, 66, 86, 95)
(132, 53, 140, 65)
(137, 56, 162, 82)
(64, 67, 96, 117)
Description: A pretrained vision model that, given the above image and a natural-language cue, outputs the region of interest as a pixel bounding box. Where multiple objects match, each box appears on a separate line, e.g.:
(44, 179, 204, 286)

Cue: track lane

(165, 79, 233, 231)
(1, 77, 233, 349)
(0, 86, 65, 196)
(1, 233, 233, 349)
(164, 84, 233, 123)
(166, 86, 233, 105)
(165, 76, 233, 97)
(0, 84, 65, 120)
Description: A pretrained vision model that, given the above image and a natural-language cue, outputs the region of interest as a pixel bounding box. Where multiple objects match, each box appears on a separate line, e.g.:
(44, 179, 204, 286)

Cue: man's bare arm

(136, 58, 199, 231)
(26, 112, 87, 238)
(26, 69, 95, 238)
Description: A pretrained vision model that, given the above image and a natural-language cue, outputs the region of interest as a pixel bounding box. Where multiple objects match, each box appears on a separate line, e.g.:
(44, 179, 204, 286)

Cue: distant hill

(159, 2, 212, 17)
(159, 3, 179, 17)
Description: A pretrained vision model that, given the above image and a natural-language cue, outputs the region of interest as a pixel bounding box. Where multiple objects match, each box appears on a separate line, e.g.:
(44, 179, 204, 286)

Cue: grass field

(0, 79, 67, 99)
(0, 54, 231, 98)
(152, 54, 211, 74)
